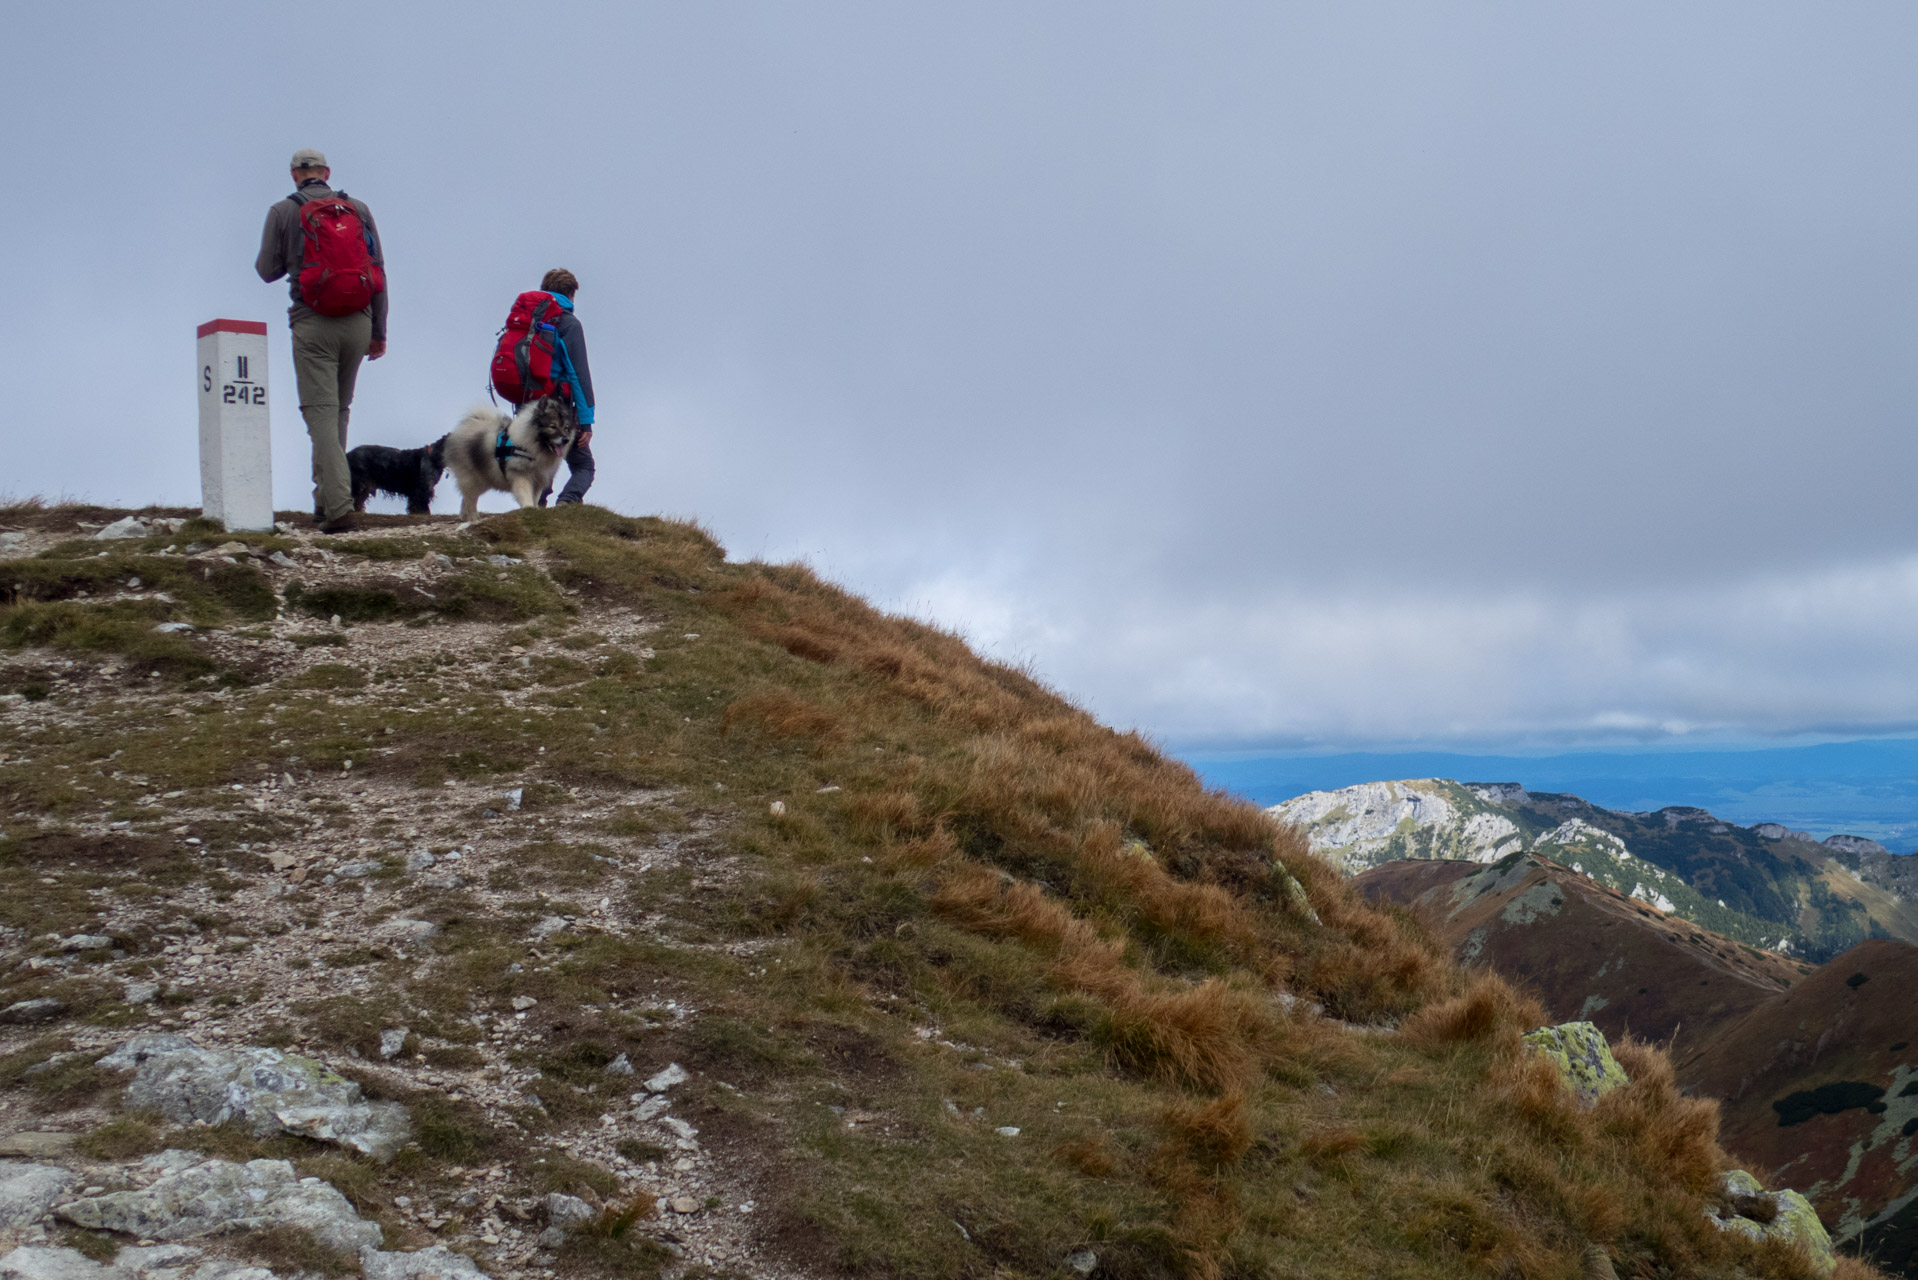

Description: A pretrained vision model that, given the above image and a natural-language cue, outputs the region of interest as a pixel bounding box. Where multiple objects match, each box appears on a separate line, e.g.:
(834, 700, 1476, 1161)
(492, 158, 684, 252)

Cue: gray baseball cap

(290, 148, 328, 170)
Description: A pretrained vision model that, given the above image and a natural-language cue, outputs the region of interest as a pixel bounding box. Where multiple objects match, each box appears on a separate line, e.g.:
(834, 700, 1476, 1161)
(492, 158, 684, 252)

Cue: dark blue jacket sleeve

(553, 313, 595, 426)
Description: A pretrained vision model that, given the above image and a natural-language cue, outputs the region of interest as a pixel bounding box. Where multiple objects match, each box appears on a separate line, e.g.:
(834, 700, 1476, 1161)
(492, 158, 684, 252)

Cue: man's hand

(576, 429, 593, 449)
(366, 339, 387, 361)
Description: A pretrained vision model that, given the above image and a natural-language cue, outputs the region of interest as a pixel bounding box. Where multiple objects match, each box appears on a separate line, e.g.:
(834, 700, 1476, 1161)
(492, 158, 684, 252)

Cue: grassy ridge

(0, 502, 1879, 1279)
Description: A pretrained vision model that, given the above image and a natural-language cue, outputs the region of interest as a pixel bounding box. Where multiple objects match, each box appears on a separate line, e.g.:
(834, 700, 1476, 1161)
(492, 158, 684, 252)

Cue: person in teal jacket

(535, 268, 595, 504)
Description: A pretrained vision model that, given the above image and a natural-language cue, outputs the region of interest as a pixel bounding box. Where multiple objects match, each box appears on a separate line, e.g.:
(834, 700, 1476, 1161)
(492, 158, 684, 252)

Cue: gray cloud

(7, 2, 1918, 750)
(857, 550, 1918, 747)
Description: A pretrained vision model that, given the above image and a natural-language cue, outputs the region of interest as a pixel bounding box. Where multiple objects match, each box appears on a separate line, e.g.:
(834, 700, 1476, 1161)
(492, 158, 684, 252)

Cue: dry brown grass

(1158, 1092, 1254, 1172)
(707, 558, 1465, 1121)
(1600, 1037, 1726, 1194)
(719, 686, 847, 750)
(1051, 1135, 1122, 1180)
(930, 864, 1268, 1091)
(1400, 971, 1546, 1049)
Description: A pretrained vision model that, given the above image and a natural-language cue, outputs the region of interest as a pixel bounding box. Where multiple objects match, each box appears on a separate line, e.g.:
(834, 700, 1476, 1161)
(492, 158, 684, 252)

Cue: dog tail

(455, 407, 502, 436)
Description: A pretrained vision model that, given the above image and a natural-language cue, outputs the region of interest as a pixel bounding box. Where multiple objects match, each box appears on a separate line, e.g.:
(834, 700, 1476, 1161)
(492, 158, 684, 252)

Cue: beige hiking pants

(291, 312, 373, 521)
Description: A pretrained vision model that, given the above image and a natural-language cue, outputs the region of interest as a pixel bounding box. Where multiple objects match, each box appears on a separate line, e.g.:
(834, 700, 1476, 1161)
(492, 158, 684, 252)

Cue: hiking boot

(317, 513, 361, 535)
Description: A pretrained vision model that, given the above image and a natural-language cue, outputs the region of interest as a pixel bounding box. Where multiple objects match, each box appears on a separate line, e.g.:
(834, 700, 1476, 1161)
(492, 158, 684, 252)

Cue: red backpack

(490, 291, 569, 405)
(295, 192, 384, 317)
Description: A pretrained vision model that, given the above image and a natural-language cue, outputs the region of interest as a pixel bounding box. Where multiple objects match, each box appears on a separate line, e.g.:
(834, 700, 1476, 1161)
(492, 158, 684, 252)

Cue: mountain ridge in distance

(1272, 777, 1918, 963)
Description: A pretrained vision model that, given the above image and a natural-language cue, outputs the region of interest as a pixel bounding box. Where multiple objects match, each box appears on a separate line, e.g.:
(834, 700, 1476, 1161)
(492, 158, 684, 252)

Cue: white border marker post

(196, 319, 274, 532)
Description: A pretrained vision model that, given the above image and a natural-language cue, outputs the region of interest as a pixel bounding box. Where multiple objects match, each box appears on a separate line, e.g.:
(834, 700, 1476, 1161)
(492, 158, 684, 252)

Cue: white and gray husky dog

(444, 396, 578, 519)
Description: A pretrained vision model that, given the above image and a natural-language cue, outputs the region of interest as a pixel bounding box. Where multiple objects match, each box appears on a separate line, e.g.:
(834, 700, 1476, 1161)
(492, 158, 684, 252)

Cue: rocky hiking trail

(0, 508, 818, 1280)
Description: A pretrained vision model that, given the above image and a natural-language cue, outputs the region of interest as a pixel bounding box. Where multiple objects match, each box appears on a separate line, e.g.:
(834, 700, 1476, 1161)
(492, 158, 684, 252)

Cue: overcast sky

(9, 3, 1918, 751)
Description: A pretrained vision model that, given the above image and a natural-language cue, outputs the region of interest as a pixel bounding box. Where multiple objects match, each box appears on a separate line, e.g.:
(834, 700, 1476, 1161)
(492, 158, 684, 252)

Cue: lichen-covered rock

(0, 1163, 75, 1229)
(1706, 1169, 1835, 1276)
(0, 1244, 273, 1280)
(1521, 1021, 1628, 1105)
(99, 1034, 410, 1161)
(0, 1000, 67, 1026)
(57, 1150, 381, 1254)
(1274, 868, 1322, 925)
(359, 1245, 489, 1279)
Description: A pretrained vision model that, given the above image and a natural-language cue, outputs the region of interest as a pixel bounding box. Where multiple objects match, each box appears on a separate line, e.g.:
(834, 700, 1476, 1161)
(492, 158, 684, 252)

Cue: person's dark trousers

(552, 437, 594, 505)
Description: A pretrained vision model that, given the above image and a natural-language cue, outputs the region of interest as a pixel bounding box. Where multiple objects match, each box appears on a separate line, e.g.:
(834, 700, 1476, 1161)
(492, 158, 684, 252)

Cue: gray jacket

(255, 179, 388, 340)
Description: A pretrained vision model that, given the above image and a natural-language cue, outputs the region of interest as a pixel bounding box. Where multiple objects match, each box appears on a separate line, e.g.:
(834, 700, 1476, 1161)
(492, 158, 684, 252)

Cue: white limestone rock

(57, 1152, 380, 1254)
(358, 1245, 489, 1280)
(644, 1062, 689, 1094)
(1268, 779, 1524, 872)
(92, 518, 150, 541)
(99, 1035, 411, 1161)
(0, 1163, 75, 1229)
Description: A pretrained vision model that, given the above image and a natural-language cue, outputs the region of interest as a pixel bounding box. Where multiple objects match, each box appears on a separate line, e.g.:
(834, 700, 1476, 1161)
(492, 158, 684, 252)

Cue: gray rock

(0, 1246, 124, 1280)
(0, 999, 67, 1025)
(644, 1062, 689, 1094)
(118, 1245, 208, 1275)
(1066, 1249, 1098, 1276)
(188, 1261, 277, 1280)
(152, 623, 195, 635)
(504, 788, 523, 812)
(604, 1053, 634, 1076)
(358, 1245, 488, 1280)
(0, 532, 27, 554)
(371, 918, 438, 945)
(0, 1163, 75, 1229)
(1707, 1170, 1835, 1276)
(0, 1133, 75, 1159)
(403, 851, 435, 873)
(528, 916, 567, 941)
(1522, 1021, 1629, 1106)
(333, 861, 380, 879)
(486, 555, 521, 568)
(0, 1247, 95, 1280)
(100, 1035, 412, 1161)
(378, 1029, 408, 1060)
(123, 982, 160, 1006)
(543, 1194, 595, 1232)
(61, 935, 113, 952)
(93, 517, 150, 540)
(58, 1151, 380, 1254)
(266, 552, 296, 569)
(0, 1244, 222, 1280)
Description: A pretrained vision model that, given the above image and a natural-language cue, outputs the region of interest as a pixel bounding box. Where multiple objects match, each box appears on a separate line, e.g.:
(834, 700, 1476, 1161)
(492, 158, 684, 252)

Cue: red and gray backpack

(490, 291, 569, 406)
(293, 191, 384, 317)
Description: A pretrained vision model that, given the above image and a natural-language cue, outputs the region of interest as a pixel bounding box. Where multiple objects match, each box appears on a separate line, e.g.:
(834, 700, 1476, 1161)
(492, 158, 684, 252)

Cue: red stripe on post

(197, 319, 269, 338)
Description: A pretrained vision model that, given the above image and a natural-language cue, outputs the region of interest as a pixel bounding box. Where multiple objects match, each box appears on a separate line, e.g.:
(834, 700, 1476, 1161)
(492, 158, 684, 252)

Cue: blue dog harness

(495, 424, 524, 470)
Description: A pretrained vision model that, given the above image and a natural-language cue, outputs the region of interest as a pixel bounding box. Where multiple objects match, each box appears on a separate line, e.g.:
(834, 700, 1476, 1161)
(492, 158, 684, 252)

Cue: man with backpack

(255, 148, 388, 533)
(490, 268, 596, 505)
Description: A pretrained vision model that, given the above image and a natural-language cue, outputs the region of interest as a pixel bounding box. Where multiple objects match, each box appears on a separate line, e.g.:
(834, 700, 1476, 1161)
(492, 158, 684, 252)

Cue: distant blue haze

(1182, 738, 1918, 852)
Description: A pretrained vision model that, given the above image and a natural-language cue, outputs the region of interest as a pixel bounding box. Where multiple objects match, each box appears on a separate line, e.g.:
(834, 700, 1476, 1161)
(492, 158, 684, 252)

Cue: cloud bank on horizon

(7, 2, 1918, 751)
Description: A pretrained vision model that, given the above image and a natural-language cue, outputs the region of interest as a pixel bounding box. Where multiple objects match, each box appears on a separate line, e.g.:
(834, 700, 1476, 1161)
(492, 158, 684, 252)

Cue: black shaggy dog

(346, 437, 449, 514)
